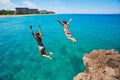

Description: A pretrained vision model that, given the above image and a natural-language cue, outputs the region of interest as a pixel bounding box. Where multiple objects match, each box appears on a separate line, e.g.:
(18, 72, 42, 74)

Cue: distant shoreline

(0, 14, 36, 17)
(0, 14, 56, 17)
(0, 14, 120, 18)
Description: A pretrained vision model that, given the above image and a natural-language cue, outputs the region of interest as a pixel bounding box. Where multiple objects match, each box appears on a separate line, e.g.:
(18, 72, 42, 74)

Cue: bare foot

(72, 39, 77, 43)
(48, 56, 52, 60)
(49, 52, 53, 55)
(46, 52, 53, 55)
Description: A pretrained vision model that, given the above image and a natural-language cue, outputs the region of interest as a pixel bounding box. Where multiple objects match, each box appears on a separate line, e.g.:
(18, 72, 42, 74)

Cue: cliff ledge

(74, 49, 120, 80)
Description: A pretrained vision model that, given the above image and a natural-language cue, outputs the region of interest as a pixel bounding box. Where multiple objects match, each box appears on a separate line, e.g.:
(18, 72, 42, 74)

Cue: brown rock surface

(74, 49, 120, 80)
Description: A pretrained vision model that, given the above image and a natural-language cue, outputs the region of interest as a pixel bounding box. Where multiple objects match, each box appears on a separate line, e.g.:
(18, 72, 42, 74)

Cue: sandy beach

(0, 14, 57, 18)
(0, 14, 40, 17)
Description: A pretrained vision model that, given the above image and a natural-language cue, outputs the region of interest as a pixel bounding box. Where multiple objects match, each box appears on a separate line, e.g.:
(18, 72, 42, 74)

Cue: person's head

(63, 20, 67, 24)
(35, 32, 41, 38)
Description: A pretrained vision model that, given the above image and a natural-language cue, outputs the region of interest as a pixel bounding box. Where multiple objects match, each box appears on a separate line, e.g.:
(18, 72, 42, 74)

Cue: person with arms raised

(30, 24, 53, 60)
(56, 18, 77, 43)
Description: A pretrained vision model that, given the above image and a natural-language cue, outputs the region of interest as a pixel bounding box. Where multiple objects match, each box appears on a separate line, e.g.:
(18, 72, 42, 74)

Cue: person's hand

(30, 25, 32, 29)
(70, 18, 72, 21)
(56, 18, 59, 21)
(38, 24, 40, 27)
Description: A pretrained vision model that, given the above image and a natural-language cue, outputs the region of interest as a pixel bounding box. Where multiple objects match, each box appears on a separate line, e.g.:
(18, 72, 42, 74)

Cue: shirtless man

(56, 18, 76, 43)
(30, 24, 53, 60)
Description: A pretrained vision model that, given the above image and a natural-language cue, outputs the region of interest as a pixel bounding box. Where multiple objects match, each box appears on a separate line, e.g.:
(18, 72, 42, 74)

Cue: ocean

(0, 14, 120, 80)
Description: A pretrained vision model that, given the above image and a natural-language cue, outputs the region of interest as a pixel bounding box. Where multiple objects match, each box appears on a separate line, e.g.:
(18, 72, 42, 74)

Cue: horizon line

(56, 12, 120, 14)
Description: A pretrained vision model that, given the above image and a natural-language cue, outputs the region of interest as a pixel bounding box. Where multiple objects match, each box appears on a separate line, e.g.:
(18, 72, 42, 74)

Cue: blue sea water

(0, 14, 120, 80)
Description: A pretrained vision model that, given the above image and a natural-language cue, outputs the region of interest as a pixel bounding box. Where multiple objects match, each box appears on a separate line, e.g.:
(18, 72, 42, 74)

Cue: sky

(0, 0, 120, 14)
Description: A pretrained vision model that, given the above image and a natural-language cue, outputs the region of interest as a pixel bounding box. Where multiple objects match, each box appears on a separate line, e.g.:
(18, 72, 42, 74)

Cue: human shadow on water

(59, 46, 68, 56)
(12, 64, 24, 73)
(59, 46, 85, 76)
(77, 47, 85, 54)
(70, 56, 85, 76)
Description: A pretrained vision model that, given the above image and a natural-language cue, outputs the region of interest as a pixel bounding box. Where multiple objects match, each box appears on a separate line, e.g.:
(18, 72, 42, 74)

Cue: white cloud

(0, 0, 37, 10)
(0, 0, 16, 10)
(22, 1, 37, 8)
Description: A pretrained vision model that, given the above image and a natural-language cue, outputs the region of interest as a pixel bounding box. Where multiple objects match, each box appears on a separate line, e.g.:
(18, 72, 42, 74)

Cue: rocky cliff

(74, 49, 120, 80)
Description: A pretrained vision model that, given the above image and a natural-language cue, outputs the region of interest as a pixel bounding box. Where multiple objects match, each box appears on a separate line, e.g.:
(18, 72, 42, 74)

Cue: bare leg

(68, 37, 77, 43)
(46, 52, 53, 55)
(42, 54, 52, 60)
(39, 46, 52, 60)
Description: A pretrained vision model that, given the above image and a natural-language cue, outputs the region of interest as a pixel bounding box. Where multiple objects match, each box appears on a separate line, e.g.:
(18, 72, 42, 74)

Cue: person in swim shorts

(56, 18, 76, 43)
(30, 24, 53, 60)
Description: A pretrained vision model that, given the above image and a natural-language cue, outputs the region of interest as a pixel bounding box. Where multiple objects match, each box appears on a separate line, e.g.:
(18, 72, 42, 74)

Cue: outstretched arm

(30, 25, 35, 38)
(56, 19, 63, 25)
(38, 24, 42, 36)
(67, 18, 72, 25)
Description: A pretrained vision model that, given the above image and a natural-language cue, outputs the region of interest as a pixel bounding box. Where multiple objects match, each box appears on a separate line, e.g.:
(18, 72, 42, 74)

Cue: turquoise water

(0, 14, 120, 80)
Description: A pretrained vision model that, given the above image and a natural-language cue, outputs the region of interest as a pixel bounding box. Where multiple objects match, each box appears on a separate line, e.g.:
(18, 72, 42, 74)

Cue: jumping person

(30, 24, 53, 60)
(56, 18, 76, 43)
